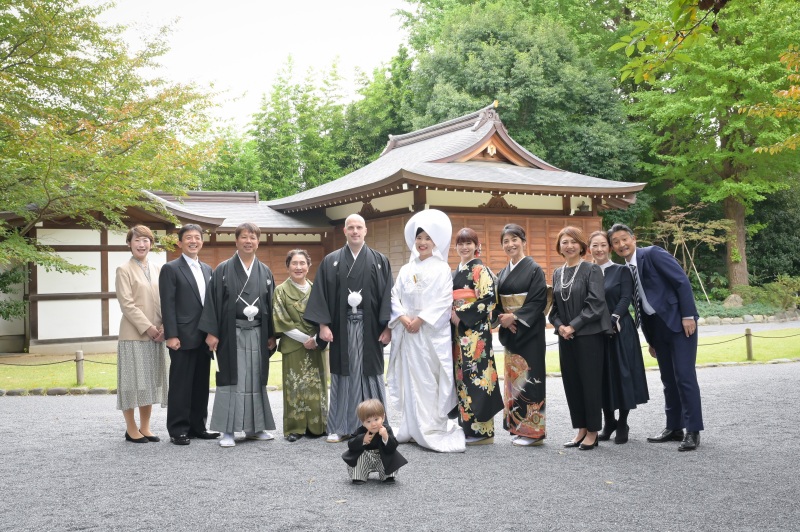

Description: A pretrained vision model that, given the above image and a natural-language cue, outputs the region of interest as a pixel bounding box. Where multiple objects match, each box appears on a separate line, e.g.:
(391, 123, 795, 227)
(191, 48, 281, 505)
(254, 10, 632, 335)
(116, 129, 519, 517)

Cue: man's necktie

(628, 263, 642, 329)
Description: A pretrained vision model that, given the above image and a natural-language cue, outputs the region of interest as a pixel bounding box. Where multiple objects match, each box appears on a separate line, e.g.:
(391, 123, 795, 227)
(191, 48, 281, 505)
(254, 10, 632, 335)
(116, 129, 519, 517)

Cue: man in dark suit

(159, 224, 219, 445)
(608, 224, 703, 451)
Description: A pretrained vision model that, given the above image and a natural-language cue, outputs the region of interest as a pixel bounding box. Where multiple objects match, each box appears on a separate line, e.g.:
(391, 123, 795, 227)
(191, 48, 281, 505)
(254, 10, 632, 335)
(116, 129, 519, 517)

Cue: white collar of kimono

(404, 208, 452, 262)
(236, 251, 254, 278)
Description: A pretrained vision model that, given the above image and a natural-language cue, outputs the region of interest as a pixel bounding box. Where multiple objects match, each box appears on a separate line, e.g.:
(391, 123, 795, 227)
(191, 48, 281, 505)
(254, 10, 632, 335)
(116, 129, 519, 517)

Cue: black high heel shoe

(614, 424, 629, 444)
(598, 420, 617, 441)
(125, 431, 148, 443)
(579, 433, 599, 450)
(564, 435, 586, 448)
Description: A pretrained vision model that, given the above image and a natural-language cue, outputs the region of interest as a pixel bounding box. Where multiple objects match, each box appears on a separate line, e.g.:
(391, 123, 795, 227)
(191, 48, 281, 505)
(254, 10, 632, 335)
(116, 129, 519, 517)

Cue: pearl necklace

(559, 260, 583, 301)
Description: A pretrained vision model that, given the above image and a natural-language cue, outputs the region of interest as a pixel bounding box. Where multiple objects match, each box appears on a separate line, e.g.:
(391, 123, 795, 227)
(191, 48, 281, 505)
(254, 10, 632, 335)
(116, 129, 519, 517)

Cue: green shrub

(695, 301, 781, 318)
(733, 276, 800, 310)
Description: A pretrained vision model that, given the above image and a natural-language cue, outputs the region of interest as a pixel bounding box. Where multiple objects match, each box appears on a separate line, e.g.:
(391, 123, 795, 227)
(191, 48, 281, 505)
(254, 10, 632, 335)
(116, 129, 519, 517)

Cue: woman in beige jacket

(116, 225, 169, 443)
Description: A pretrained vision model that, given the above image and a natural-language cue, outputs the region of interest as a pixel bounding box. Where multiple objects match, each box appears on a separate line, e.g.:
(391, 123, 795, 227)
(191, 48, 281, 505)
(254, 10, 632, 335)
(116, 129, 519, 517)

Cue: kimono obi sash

(499, 293, 527, 313)
(453, 288, 477, 308)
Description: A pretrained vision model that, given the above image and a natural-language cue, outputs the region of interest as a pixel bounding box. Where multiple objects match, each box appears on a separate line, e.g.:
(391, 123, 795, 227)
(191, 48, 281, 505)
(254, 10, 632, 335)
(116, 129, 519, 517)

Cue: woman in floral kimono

(451, 228, 504, 445)
(272, 250, 327, 442)
(495, 224, 550, 447)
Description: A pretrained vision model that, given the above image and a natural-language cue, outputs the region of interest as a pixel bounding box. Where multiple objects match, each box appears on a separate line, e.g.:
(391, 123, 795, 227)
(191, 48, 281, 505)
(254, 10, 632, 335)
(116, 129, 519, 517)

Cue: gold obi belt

(500, 289, 554, 317)
(453, 288, 476, 308)
(499, 293, 526, 313)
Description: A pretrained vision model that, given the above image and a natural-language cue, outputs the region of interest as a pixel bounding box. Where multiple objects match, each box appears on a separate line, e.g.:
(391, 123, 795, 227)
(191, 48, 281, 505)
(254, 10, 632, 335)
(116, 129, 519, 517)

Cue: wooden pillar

(562, 196, 571, 215)
(100, 229, 109, 336)
(413, 187, 427, 212)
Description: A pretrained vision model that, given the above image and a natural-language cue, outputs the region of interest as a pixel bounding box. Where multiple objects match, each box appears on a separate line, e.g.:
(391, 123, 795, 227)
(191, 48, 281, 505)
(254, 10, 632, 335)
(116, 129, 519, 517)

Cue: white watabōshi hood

(404, 209, 452, 262)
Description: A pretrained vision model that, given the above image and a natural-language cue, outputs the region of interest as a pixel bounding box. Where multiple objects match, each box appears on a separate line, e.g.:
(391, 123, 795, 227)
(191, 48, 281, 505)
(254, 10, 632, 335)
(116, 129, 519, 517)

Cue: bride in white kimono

(387, 209, 466, 453)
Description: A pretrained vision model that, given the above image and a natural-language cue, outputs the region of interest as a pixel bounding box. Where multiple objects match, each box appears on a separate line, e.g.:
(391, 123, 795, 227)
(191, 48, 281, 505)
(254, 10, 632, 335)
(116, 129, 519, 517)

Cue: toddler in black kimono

(341, 399, 407, 484)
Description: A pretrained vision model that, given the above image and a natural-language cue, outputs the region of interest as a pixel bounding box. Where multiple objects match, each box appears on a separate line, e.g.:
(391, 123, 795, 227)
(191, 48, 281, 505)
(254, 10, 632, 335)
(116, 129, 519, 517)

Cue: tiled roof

(267, 104, 644, 211)
(147, 192, 330, 232)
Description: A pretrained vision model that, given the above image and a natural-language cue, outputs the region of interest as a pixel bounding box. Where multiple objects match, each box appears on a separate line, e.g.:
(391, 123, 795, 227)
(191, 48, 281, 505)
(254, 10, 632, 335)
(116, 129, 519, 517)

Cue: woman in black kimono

(495, 224, 549, 447)
(451, 228, 504, 445)
(588, 231, 649, 444)
(549, 226, 611, 451)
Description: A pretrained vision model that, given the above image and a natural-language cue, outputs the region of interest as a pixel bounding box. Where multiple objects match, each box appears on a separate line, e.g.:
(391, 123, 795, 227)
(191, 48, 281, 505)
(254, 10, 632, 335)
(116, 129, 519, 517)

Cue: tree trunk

(724, 197, 749, 287)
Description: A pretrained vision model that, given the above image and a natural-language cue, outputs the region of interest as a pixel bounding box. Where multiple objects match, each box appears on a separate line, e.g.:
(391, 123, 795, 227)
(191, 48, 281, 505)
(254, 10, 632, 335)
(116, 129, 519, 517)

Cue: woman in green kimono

(273, 249, 327, 442)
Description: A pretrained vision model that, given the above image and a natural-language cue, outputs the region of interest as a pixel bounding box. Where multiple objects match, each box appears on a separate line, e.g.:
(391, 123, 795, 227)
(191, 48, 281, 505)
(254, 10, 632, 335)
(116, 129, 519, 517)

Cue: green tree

(631, 0, 800, 287)
(743, 46, 800, 154)
(250, 59, 348, 199)
(403, 1, 639, 181)
(198, 131, 263, 195)
(0, 0, 214, 318)
(342, 46, 415, 171)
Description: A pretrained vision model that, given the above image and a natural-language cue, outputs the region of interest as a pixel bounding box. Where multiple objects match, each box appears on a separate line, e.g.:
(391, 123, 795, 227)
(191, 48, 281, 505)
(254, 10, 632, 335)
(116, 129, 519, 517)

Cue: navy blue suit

(633, 246, 703, 432)
(159, 256, 214, 437)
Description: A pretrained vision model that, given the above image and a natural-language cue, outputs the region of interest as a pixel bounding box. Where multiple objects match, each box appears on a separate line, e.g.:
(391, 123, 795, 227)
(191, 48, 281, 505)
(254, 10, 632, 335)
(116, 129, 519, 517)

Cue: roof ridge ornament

(472, 100, 501, 131)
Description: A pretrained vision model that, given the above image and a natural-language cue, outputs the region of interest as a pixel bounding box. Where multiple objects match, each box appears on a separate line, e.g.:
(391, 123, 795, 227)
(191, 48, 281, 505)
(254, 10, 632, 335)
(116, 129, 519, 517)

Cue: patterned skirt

(116, 340, 169, 410)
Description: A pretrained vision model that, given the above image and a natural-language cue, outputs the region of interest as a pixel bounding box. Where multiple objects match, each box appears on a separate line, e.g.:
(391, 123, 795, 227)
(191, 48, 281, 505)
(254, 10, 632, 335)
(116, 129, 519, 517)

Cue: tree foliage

(342, 46, 415, 172)
(630, 0, 800, 286)
(742, 46, 800, 154)
(610, 0, 730, 83)
(250, 59, 348, 199)
(0, 0, 215, 318)
(401, 1, 639, 182)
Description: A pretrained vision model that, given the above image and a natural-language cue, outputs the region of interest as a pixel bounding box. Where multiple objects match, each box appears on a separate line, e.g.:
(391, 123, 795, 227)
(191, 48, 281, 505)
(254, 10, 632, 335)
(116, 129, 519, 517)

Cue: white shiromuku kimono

(387, 209, 465, 453)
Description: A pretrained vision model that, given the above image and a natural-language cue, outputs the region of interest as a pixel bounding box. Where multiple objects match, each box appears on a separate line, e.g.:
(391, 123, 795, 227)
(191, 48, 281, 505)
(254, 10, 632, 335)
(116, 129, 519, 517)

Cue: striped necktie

(628, 263, 642, 329)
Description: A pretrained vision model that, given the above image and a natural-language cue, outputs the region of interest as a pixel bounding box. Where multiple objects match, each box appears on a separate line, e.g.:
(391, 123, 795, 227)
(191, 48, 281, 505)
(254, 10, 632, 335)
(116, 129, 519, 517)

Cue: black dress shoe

(563, 435, 585, 448)
(598, 420, 617, 441)
(141, 433, 160, 442)
(679, 431, 700, 452)
(125, 431, 148, 443)
(170, 434, 191, 445)
(286, 433, 302, 442)
(579, 435, 599, 450)
(647, 428, 685, 443)
(614, 424, 629, 444)
(188, 431, 220, 440)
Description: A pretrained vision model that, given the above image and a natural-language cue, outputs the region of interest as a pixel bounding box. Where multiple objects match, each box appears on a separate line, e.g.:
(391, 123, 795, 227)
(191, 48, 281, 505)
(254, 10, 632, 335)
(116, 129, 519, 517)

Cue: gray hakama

(327, 310, 387, 436)
(117, 340, 169, 410)
(210, 320, 276, 434)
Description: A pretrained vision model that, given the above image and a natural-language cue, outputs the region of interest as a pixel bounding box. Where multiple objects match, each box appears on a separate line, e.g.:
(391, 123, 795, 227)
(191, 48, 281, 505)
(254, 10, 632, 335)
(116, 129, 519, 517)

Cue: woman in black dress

(495, 224, 549, 447)
(588, 231, 649, 444)
(549, 226, 611, 451)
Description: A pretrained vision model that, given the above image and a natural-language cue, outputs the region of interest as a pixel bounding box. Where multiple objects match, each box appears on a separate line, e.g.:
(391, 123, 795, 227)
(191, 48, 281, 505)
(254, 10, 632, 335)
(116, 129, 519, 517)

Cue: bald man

(304, 215, 393, 443)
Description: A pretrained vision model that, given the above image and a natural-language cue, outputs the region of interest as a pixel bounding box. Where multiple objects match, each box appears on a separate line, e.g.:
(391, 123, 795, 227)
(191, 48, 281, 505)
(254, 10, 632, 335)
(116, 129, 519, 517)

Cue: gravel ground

(1, 360, 797, 531)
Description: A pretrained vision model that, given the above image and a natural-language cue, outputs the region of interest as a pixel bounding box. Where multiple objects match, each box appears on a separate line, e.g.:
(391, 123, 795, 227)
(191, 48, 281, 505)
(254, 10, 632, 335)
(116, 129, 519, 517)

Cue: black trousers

(559, 333, 605, 432)
(167, 346, 212, 437)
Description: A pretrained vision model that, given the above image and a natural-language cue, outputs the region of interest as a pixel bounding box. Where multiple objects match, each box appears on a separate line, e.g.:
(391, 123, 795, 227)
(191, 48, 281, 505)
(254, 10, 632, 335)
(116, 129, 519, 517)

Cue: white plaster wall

(326, 202, 364, 221)
(37, 252, 100, 294)
(426, 190, 565, 210)
(272, 234, 322, 242)
(38, 300, 102, 340)
(109, 300, 122, 336)
(108, 231, 128, 245)
(570, 196, 593, 214)
(372, 191, 413, 211)
(37, 228, 100, 246)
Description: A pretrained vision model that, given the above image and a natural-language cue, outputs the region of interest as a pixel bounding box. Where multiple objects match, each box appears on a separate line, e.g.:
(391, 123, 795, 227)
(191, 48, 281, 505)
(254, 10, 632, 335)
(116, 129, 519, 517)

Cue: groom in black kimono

(304, 214, 393, 443)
